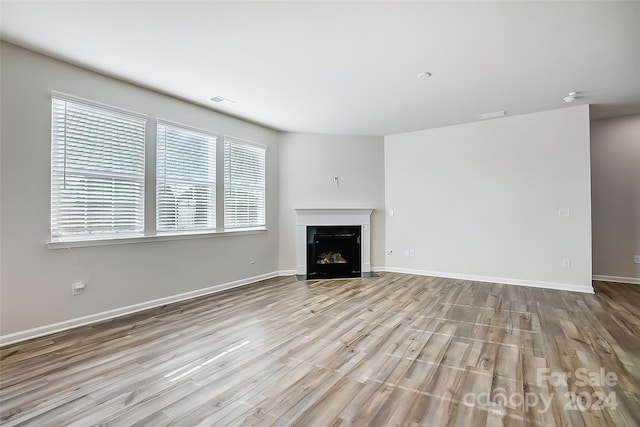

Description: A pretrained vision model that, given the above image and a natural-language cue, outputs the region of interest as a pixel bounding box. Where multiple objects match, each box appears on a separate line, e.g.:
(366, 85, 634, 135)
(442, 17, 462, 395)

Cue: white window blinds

(51, 94, 147, 239)
(224, 137, 266, 229)
(157, 120, 217, 231)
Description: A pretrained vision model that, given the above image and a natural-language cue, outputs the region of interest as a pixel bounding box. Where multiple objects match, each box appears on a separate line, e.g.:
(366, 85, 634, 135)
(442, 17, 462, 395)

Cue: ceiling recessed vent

(479, 111, 506, 120)
(209, 95, 236, 104)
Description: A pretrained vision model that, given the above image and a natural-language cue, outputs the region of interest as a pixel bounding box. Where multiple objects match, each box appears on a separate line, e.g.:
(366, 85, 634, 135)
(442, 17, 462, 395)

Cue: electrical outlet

(409, 249, 415, 257)
(71, 281, 86, 296)
(249, 255, 256, 264)
(562, 259, 571, 269)
(634, 255, 640, 264)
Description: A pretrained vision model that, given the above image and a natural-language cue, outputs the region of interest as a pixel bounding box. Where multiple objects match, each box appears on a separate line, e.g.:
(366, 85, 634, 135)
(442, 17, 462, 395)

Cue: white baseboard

(277, 270, 297, 276)
(592, 275, 640, 285)
(381, 267, 594, 294)
(0, 271, 281, 347)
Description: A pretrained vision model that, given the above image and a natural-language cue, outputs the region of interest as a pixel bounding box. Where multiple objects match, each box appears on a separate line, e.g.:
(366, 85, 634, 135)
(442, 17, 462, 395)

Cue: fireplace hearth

(307, 226, 361, 278)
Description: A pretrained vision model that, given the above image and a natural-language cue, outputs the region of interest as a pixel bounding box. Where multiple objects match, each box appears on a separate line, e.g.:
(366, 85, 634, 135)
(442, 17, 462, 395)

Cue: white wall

(278, 133, 385, 271)
(0, 42, 280, 337)
(384, 106, 592, 292)
(591, 115, 640, 282)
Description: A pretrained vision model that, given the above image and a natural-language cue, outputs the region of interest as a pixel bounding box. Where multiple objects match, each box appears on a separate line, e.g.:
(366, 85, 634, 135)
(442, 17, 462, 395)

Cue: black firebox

(306, 226, 361, 278)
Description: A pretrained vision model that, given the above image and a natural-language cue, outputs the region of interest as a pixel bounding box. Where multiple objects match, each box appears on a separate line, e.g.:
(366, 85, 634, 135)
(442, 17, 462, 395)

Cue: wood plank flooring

(1, 273, 639, 426)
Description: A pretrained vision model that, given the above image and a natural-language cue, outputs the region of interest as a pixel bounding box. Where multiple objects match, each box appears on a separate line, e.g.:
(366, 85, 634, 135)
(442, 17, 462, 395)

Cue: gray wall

(3, 40, 619, 339)
(591, 115, 640, 281)
(384, 106, 593, 291)
(0, 42, 280, 336)
(278, 133, 385, 271)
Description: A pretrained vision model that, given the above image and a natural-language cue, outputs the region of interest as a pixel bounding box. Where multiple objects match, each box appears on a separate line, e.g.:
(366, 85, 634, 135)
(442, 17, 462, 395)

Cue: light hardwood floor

(1, 273, 639, 426)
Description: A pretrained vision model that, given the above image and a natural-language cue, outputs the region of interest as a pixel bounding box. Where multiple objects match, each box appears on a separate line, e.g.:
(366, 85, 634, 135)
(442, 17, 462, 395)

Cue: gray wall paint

(384, 106, 592, 289)
(591, 115, 640, 280)
(0, 43, 280, 335)
(278, 133, 385, 271)
(1, 41, 612, 338)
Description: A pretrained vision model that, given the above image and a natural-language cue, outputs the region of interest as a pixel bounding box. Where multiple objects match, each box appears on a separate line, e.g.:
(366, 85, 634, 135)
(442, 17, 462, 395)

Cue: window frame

(156, 119, 218, 233)
(50, 91, 148, 242)
(223, 136, 268, 231)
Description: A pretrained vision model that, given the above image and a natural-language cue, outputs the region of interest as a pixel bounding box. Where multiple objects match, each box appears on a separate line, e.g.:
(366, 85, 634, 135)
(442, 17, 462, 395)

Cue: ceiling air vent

(479, 111, 506, 120)
(210, 95, 236, 104)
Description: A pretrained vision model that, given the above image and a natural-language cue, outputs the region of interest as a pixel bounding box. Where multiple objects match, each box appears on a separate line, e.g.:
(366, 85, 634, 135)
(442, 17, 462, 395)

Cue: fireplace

(295, 209, 372, 279)
(307, 226, 361, 278)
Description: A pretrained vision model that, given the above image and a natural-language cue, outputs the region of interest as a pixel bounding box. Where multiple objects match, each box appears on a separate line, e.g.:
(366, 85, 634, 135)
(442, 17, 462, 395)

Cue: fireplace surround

(295, 208, 372, 279)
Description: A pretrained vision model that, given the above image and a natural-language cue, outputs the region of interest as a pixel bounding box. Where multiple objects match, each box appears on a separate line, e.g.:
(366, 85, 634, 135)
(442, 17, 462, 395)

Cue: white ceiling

(1, 1, 639, 136)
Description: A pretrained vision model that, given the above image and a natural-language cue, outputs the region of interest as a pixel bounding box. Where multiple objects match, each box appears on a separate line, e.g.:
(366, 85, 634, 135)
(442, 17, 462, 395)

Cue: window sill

(47, 227, 268, 249)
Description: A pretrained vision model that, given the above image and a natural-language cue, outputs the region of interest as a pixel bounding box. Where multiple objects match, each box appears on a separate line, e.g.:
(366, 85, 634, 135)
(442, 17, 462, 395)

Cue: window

(224, 137, 266, 229)
(50, 92, 268, 247)
(156, 120, 217, 231)
(51, 93, 147, 239)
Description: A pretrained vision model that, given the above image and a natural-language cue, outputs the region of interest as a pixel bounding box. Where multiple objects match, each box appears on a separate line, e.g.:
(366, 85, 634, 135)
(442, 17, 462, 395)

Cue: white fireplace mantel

(295, 208, 373, 276)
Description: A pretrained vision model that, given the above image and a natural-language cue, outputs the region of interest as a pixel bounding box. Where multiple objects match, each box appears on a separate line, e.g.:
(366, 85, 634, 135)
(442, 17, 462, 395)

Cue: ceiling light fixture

(563, 91, 578, 103)
(417, 71, 432, 80)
